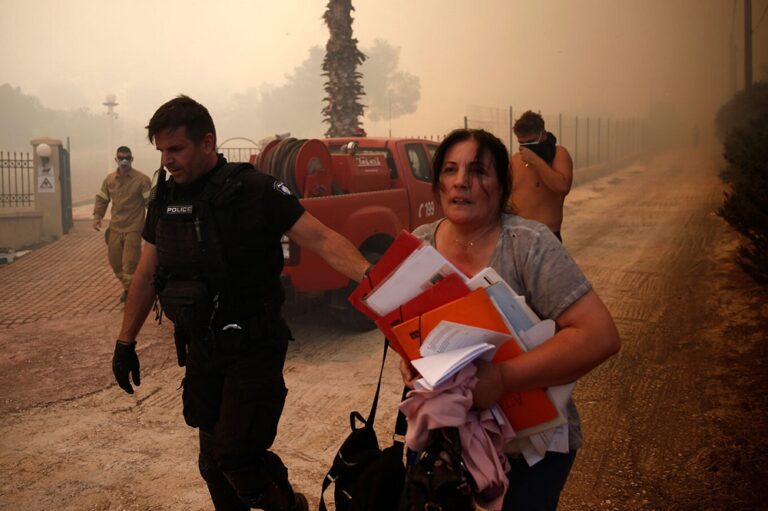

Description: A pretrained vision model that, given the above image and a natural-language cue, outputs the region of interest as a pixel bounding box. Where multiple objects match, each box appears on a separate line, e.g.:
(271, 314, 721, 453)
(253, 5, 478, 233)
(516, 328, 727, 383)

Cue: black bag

(320, 340, 408, 511)
(157, 279, 214, 367)
(157, 279, 212, 327)
(399, 427, 477, 511)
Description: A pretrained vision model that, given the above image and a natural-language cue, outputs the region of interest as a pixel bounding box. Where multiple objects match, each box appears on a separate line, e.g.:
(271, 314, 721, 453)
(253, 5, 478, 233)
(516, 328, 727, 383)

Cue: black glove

(112, 340, 141, 394)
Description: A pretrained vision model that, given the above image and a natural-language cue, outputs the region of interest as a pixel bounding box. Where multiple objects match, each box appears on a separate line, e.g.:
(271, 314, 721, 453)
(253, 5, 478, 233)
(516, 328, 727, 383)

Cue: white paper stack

(364, 244, 466, 316)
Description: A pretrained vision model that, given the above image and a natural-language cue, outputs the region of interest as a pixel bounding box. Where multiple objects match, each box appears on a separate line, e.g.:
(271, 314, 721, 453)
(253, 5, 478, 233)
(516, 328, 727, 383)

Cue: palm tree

(322, 0, 366, 137)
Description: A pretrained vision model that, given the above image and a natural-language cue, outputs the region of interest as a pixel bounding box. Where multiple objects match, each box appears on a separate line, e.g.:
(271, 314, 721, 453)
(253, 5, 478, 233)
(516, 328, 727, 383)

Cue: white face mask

(117, 158, 131, 170)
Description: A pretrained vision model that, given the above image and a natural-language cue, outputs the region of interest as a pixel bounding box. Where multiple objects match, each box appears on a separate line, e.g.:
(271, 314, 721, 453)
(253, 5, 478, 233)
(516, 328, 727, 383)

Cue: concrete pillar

(31, 137, 64, 242)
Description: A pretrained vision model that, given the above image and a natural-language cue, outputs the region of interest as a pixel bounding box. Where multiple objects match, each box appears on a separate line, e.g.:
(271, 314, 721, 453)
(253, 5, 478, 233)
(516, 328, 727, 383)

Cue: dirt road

(0, 147, 766, 510)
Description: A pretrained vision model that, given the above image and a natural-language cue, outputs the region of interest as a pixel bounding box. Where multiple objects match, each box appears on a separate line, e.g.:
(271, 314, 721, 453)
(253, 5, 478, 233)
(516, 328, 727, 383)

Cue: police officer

(111, 96, 370, 511)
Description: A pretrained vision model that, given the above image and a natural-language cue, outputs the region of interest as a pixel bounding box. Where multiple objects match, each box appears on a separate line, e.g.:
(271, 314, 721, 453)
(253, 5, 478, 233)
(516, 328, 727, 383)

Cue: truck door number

(418, 201, 435, 218)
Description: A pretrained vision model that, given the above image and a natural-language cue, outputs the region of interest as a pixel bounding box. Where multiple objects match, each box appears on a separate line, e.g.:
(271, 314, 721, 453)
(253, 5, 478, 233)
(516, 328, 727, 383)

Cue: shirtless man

(509, 110, 573, 241)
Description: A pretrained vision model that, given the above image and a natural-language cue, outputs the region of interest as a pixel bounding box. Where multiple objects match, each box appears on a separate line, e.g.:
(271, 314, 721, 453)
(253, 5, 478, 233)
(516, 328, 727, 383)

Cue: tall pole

(730, 0, 739, 94)
(745, 0, 753, 89)
(586, 117, 590, 168)
(508, 106, 514, 155)
(597, 118, 601, 164)
(103, 94, 118, 170)
(574, 116, 579, 170)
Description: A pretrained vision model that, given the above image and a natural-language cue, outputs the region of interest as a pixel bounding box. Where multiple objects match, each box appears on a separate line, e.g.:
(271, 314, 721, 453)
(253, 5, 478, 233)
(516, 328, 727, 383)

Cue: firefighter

(93, 146, 152, 302)
(110, 96, 370, 511)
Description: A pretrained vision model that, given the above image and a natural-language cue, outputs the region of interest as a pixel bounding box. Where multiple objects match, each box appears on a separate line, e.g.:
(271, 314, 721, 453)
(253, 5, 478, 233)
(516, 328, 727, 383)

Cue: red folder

(348, 230, 423, 321)
(391, 288, 561, 436)
(375, 273, 470, 359)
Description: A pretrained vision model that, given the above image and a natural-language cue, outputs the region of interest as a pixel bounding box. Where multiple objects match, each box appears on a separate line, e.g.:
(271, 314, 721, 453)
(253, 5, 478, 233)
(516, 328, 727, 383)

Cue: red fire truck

(252, 136, 442, 328)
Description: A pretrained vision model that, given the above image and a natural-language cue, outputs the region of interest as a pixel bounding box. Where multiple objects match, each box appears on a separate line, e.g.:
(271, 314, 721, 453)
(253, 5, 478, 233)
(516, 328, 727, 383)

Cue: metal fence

(465, 105, 645, 169)
(0, 151, 35, 208)
(217, 137, 260, 163)
(219, 147, 258, 163)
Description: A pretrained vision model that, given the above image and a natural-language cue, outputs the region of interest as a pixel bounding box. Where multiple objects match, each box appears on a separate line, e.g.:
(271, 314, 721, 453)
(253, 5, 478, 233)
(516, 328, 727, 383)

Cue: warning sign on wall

(38, 175, 55, 193)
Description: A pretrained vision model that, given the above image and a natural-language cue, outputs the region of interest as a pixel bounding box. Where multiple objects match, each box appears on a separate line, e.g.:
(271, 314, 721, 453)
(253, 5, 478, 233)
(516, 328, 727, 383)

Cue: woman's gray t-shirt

(412, 214, 592, 449)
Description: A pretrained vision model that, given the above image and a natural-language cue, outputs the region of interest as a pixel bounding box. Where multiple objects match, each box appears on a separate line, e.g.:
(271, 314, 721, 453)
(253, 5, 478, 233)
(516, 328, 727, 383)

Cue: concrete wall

(31, 137, 65, 243)
(0, 210, 44, 250)
(0, 138, 65, 250)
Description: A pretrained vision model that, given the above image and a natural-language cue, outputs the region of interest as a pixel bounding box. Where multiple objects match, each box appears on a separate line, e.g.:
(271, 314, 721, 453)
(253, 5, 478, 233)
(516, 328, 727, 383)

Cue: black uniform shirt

(143, 156, 305, 317)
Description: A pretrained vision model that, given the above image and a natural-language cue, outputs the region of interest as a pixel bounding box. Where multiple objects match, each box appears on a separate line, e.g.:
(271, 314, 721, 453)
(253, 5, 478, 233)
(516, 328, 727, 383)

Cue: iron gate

(0, 151, 35, 208)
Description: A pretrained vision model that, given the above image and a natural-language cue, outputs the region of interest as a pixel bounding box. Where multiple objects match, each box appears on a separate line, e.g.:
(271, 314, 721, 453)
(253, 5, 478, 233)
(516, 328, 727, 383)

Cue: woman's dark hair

(146, 95, 216, 145)
(432, 128, 511, 213)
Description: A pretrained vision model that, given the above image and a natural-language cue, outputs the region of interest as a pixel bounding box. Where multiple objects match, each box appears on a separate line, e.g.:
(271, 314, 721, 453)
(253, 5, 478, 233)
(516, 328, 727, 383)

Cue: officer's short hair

(116, 146, 132, 155)
(146, 95, 216, 146)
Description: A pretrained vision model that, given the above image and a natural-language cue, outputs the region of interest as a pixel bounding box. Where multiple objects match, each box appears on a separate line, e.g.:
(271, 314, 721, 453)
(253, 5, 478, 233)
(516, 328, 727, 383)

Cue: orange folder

(392, 288, 562, 436)
(391, 288, 511, 361)
(375, 273, 470, 359)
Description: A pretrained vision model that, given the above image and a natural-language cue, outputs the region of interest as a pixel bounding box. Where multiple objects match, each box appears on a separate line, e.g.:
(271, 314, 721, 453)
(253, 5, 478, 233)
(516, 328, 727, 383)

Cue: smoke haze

(1, 0, 766, 200)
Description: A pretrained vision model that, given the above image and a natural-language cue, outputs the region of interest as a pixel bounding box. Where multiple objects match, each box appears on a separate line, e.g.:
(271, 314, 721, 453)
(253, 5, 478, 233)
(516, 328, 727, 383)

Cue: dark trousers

(183, 329, 294, 511)
(502, 450, 577, 511)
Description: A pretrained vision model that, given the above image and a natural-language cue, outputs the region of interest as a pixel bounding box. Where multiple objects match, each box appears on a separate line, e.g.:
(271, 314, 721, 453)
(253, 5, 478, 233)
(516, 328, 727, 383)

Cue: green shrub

(718, 114, 768, 284)
(714, 82, 768, 141)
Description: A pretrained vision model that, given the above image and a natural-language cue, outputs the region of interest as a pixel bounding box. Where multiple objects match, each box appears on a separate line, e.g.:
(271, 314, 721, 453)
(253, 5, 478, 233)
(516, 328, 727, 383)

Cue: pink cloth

(399, 364, 517, 510)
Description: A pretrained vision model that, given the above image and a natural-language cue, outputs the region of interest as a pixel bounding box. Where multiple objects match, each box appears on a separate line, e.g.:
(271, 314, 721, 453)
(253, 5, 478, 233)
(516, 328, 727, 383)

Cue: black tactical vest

(151, 162, 292, 344)
(153, 163, 248, 331)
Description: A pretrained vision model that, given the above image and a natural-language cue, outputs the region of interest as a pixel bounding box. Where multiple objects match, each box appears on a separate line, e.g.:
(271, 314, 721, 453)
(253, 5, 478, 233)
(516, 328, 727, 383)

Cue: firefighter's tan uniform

(93, 167, 152, 293)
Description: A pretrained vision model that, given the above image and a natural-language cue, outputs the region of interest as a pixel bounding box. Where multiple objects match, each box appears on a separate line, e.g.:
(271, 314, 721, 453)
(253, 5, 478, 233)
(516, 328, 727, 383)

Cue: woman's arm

(472, 289, 620, 409)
